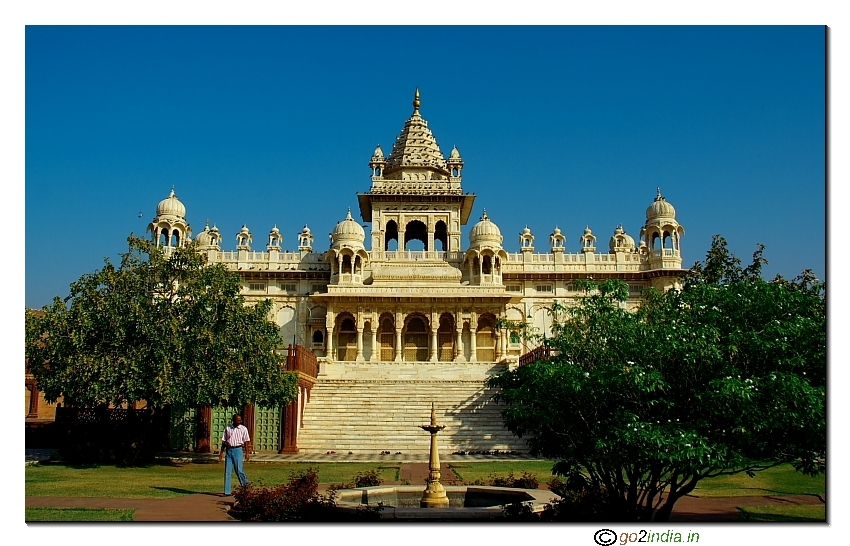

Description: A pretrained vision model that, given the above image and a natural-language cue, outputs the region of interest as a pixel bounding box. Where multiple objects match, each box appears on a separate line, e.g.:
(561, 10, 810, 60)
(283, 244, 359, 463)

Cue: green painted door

(169, 407, 196, 451)
(253, 406, 282, 453)
(211, 407, 239, 450)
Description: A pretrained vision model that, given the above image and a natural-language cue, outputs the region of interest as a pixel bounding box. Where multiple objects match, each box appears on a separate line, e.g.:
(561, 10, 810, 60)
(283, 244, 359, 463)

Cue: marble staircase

(296, 361, 527, 455)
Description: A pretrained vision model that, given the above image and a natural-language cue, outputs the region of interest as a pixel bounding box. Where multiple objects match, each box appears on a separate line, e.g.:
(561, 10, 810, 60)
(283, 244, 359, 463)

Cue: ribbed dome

(469, 210, 503, 246)
(521, 226, 532, 236)
(157, 188, 186, 218)
(300, 225, 312, 236)
(195, 222, 212, 246)
(331, 209, 365, 245)
(646, 188, 676, 220)
(552, 227, 563, 236)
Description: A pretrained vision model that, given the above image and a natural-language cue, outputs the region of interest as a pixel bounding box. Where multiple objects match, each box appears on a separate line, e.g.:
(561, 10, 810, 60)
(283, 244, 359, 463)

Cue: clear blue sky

(25, 26, 825, 309)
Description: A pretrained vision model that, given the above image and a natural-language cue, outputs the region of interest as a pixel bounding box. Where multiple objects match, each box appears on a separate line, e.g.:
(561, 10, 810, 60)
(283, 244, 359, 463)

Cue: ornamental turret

(580, 226, 596, 253)
(236, 225, 252, 251)
(465, 210, 506, 286)
(328, 209, 368, 286)
(640, 188, 685, 262)
(148, 187, 191, 249)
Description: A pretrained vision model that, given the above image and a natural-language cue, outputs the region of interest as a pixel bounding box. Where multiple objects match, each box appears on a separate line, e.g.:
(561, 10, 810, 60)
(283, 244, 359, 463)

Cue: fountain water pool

(333, 485, 559, 520)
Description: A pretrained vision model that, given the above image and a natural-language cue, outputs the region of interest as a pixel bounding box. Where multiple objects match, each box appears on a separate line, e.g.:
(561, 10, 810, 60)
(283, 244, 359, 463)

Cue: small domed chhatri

(148, 187, 191, 249)
(609, 225, 636, 252)
(469, 210, 503, 247)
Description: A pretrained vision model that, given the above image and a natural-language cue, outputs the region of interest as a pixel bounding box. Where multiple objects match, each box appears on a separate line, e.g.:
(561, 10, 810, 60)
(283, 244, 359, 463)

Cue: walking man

(218, 413, 251, 496)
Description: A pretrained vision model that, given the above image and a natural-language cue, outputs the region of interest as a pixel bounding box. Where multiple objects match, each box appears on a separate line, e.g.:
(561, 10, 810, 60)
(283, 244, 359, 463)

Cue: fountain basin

(334, 485, 559, 520)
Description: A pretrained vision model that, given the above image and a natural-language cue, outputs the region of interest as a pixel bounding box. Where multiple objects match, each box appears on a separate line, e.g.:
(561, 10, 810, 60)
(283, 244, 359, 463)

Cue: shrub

(490, 471, 539, 489)
(354, 469, 383, 488)
(231, 468, 382, 522)
(540, 473, 618, 522)
(502, 501, 540, 521)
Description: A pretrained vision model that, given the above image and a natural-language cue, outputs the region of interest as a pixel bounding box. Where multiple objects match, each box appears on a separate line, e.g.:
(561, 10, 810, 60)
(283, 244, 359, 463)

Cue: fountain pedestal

(420, 403, 449, 508)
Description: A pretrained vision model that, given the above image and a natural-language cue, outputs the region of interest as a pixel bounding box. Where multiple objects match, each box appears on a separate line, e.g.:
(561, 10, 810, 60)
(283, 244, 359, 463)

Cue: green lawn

(26, 460, 825, 503)
(738, 504, 825, 522)
(26, 462, 400, 499)
(25, 508, 135, 522)
(447, 460, 557, 484)
(692, 465, 825, 498)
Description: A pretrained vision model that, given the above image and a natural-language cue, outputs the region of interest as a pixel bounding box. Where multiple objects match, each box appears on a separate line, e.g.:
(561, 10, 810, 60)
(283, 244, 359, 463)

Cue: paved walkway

(25, 489, 825, 522)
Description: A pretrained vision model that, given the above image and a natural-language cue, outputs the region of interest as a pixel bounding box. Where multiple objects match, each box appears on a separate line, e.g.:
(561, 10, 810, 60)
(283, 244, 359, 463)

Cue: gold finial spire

(413, 88, 421, 113)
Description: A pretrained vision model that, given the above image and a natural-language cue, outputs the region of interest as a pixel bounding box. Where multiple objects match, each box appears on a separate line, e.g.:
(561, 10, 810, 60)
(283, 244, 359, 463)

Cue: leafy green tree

(489, 236, 825, 521)
(26, 235, 298, 416)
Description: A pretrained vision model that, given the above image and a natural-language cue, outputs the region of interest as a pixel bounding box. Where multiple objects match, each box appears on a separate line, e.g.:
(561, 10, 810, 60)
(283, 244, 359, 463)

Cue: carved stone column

(356, 328, 364, 361)
(455, 328, 464, 362)
(495, 331, 502, 361)
(469, 317, 478, 362)
(370, 326, 378, 362)
(326, 328, 335, 362)
(430, 328, 439, 362)
(395, 326, 403, 362)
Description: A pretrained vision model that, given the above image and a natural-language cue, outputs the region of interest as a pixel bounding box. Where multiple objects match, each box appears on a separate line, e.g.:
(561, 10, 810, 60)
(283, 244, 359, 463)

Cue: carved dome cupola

(268, 225, 282, 251)
(609, 225, 636, 252)
(469, 210, 504, 249)
(156, 186, 186, 219)
(208, 224, 221, 248)
(369, 145, 386, 178)
(195, 220, 220, 250)
(330, 208, 366, 250)
(550, 226, 566, 252)
(147, 187, 191, 248)
(641, 188, 685, 254)
(646, 187, 677, 221)
(447, 145, 464, 178)
(236, 225, 253, 250)
(298, 225, 314, 252)
(580, 226, 597, 253)
(519, 226, 535, 252)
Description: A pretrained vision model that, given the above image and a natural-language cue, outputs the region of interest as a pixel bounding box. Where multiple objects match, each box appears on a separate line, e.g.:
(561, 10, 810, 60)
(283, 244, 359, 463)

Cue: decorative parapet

(367, 180, 463, 195)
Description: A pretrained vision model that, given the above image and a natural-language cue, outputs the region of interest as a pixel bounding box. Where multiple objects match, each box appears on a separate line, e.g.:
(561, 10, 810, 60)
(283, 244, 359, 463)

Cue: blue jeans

(224, 446, 248, 495)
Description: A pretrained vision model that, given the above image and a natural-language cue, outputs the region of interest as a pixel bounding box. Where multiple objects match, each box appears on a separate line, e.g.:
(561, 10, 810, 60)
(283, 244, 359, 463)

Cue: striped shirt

(222, 424, 251, 448)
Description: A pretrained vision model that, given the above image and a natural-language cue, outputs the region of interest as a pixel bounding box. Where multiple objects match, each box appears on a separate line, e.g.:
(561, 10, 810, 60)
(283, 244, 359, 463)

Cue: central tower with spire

(358, 89, 476, 253)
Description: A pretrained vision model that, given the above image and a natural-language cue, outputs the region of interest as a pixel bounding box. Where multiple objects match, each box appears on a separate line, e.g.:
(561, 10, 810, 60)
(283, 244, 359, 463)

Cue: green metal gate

(169, 407, 197, 451)
(211, 407, 239, 450)
(252, 406, 282, 453)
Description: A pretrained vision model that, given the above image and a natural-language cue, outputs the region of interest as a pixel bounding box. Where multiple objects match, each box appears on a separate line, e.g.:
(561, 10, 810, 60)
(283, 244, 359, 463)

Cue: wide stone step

(295, 376, 526, 454)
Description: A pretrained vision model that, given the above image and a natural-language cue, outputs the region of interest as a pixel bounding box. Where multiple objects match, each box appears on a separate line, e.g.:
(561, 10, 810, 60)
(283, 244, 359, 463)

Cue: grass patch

(738, 504, 825, 522)
(26, 508, 135, 522)
(692, 464, 825, 498)
(26, 462, 400, 499)
(447, 460, 556, 485)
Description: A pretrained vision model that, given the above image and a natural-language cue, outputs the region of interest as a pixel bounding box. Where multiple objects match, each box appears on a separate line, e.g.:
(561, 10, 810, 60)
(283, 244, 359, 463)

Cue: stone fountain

(331, 403, 558, 519)
(419, 402, 448, 508)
